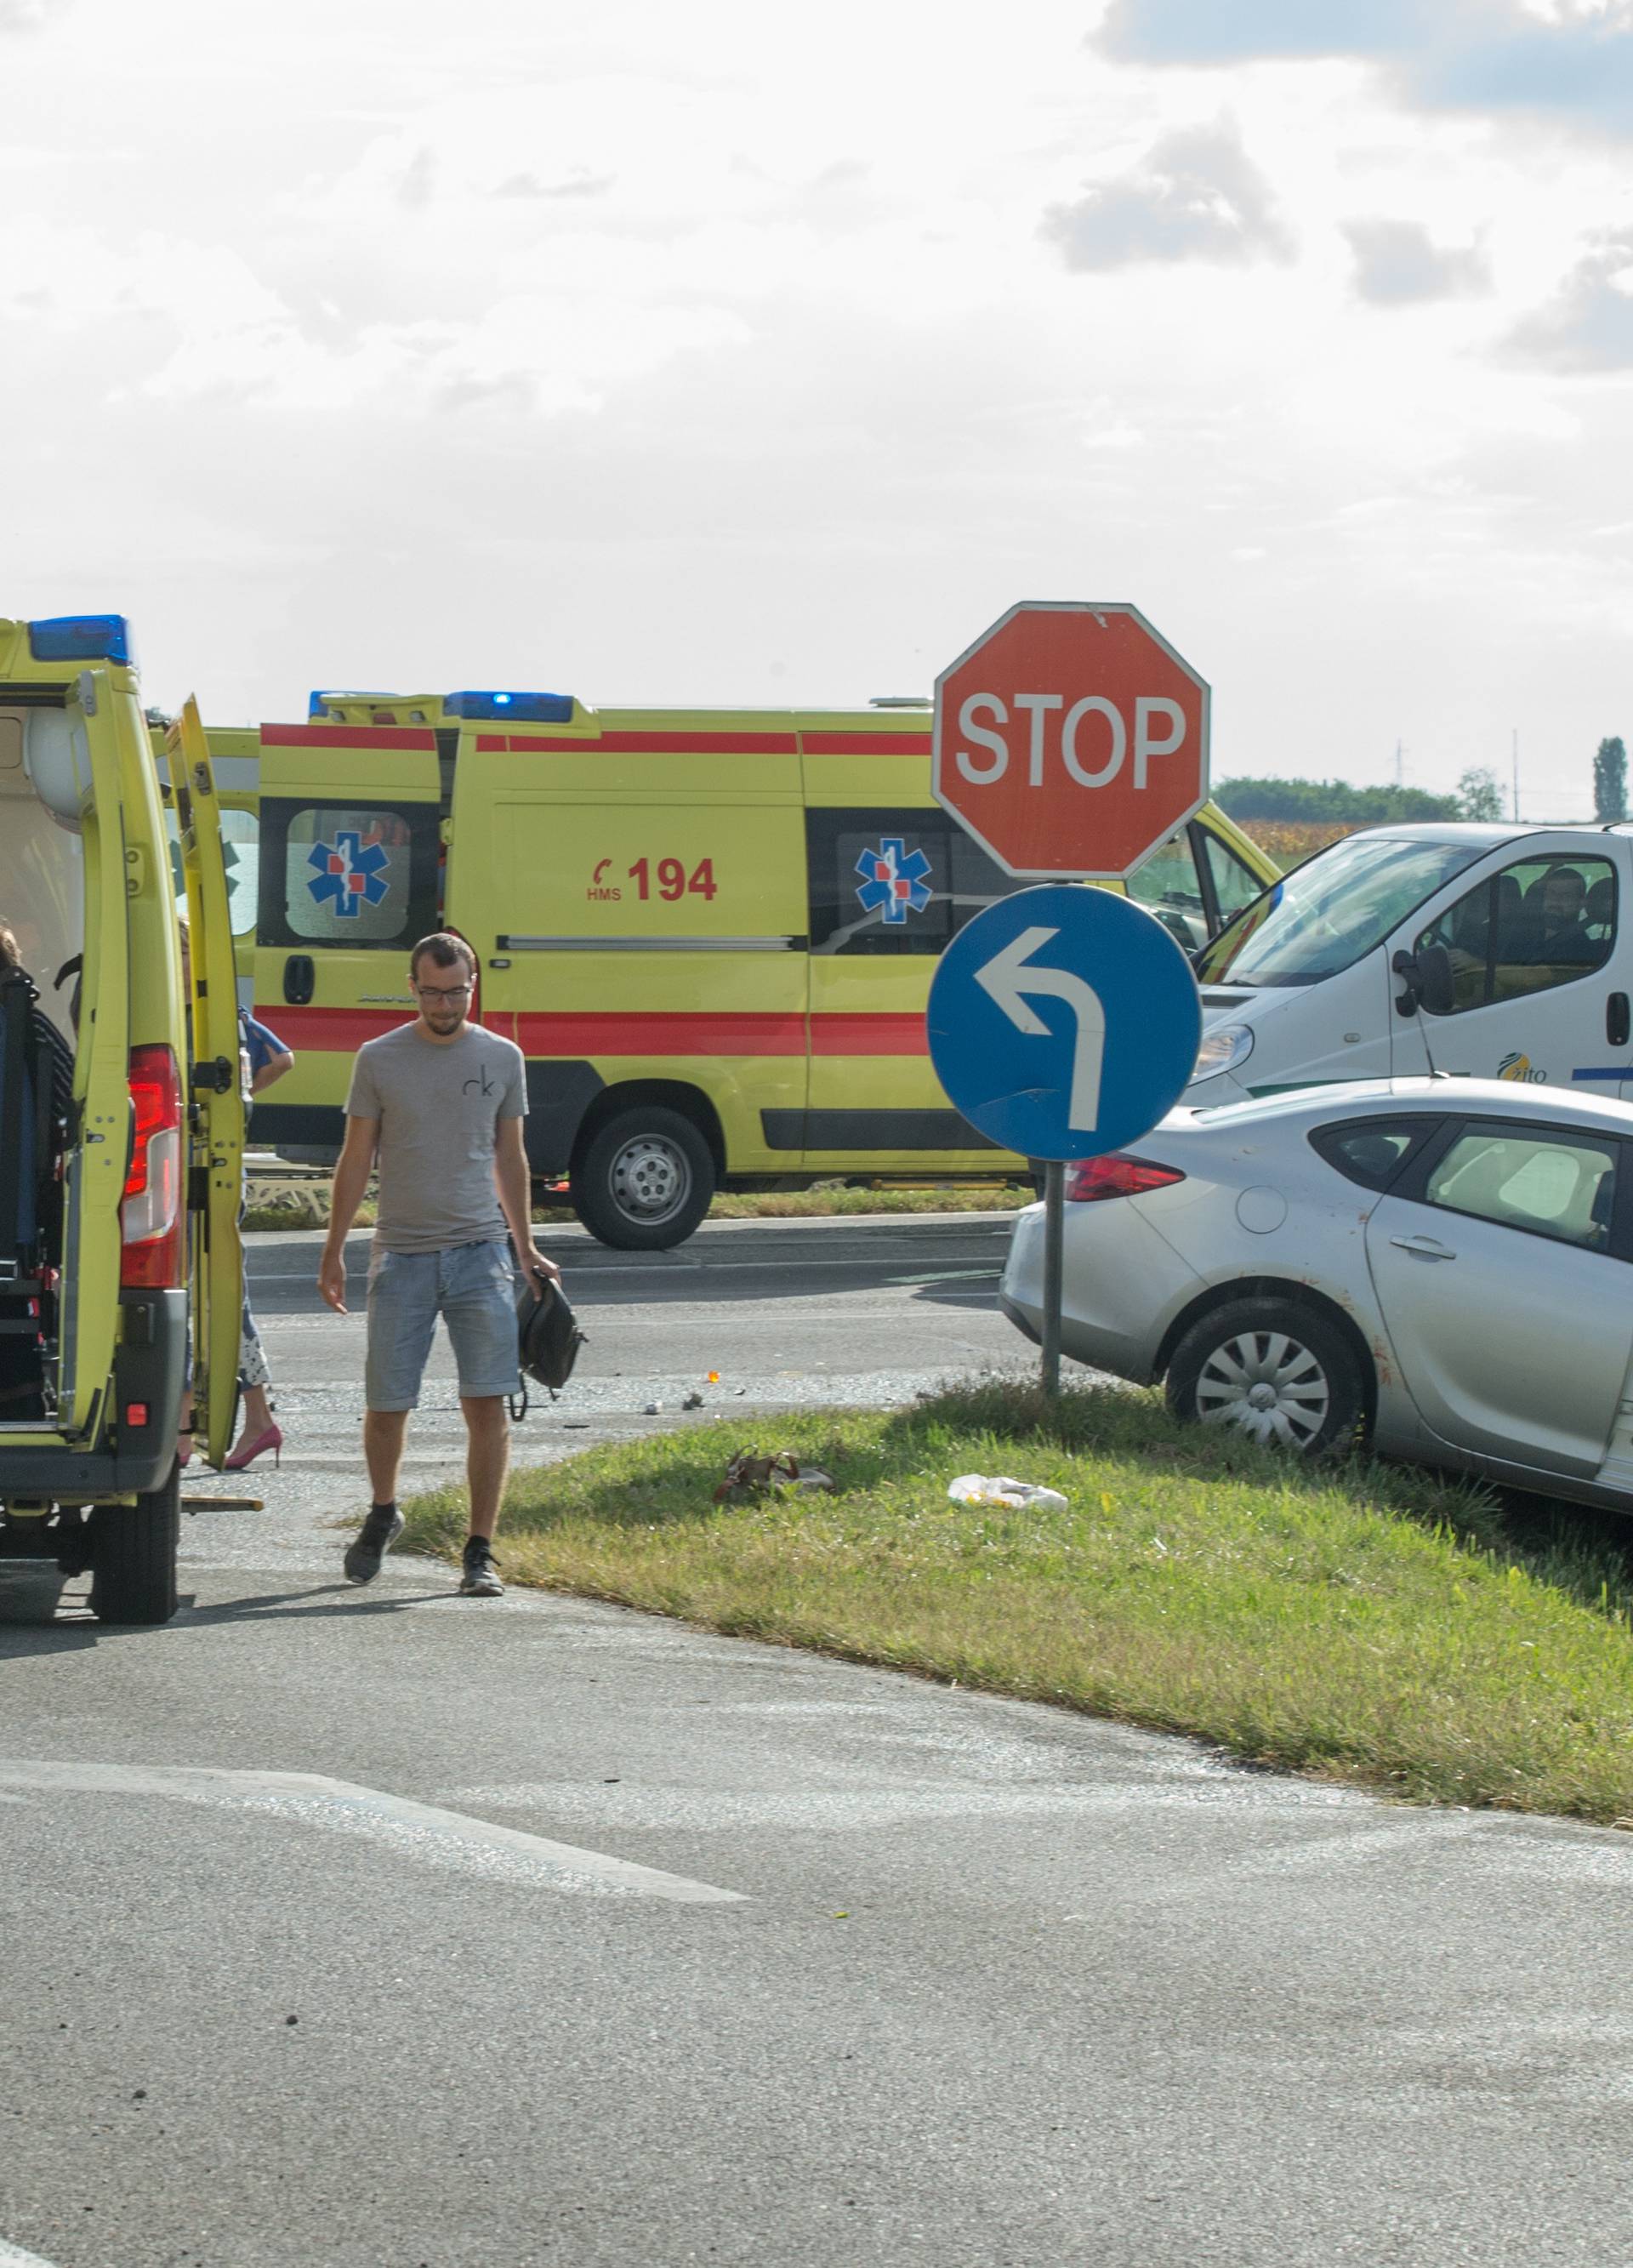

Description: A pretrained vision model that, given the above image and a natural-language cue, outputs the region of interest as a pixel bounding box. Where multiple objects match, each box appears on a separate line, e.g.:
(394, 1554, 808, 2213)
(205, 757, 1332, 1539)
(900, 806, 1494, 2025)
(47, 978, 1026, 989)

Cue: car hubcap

(611, 1134, 691, 1223)
(1194, 1329, 1331, 1449)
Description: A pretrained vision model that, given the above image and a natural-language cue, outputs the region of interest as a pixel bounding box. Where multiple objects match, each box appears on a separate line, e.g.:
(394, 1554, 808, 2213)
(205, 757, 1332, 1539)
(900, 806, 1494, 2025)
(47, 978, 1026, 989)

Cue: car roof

(1181, 1078, 1633, 1137)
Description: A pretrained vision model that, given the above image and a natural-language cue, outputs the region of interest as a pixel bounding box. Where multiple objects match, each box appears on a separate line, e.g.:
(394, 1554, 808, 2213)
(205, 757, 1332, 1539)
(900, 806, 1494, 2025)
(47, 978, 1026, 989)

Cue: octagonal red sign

(932, 601, 1210, 879)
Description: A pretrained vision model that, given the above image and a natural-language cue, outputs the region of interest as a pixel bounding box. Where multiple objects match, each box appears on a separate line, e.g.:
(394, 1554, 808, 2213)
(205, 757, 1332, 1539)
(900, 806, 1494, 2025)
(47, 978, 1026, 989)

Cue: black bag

(513, 1273, 586, 1416)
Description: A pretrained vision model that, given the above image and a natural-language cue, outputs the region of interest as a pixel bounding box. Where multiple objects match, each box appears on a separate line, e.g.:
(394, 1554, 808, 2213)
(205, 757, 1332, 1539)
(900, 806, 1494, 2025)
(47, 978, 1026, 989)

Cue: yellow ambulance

(2, 617, 242, 1623)
(219, 685, 1274, 1246)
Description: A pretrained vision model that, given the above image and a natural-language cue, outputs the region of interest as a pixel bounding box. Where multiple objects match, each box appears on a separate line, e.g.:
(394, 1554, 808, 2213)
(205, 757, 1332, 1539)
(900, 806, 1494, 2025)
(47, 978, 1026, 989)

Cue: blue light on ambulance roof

(444, 689, 575, 724)
(28, 614, 132, 666)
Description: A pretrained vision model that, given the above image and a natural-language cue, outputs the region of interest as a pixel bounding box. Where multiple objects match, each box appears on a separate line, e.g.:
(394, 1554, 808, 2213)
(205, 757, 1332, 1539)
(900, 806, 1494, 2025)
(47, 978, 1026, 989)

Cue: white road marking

(0, 2238, 60, 2266)
(0, 1760, 745, 1905)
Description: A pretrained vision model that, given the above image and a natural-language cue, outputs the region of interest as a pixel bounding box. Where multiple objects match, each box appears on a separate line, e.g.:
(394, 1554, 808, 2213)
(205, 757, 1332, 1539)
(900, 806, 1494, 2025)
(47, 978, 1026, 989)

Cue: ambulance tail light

(1064, 1154, 1185, 1203)
(443, 689, 575, 724)
(29, 614, 132, 665)
(121, 1045, 184, 1287)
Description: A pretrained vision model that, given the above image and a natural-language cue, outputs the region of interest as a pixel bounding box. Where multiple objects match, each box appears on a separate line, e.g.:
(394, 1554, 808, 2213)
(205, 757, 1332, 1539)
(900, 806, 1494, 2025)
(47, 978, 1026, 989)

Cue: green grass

(400, 1379, 1633, 1824)
(241, 1182, 1029, 1234)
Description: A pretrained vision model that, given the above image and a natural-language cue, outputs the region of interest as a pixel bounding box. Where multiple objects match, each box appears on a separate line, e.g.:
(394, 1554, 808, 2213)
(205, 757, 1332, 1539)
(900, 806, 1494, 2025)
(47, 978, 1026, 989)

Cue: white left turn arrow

(973, 925, 1107, 1133)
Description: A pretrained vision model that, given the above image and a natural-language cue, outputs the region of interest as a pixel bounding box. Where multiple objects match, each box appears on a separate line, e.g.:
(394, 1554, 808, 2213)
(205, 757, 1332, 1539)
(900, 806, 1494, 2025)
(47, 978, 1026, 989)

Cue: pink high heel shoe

(225, 1422, 282, 1473)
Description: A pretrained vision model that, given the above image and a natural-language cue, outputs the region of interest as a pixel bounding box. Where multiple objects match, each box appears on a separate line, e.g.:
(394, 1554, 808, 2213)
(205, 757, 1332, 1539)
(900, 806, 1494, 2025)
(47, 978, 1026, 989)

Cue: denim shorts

(365, 1239, 519, 1411)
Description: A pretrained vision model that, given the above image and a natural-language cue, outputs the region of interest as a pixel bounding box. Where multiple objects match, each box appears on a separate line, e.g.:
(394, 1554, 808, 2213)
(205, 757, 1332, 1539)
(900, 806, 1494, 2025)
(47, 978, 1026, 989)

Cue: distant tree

(1454, 766, 1505, 822)
(1214, 776, 1462, 825)
(1594, 736, 1627, 823)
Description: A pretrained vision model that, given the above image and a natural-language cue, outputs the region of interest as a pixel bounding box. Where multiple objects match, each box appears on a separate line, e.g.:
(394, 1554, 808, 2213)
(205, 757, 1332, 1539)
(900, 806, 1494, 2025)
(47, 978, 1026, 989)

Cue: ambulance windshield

(1198, 834, 1485, 989)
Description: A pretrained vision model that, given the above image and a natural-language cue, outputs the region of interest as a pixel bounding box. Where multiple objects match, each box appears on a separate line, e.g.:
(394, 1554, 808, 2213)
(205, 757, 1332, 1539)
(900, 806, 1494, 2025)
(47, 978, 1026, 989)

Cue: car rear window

(1311, 1116, 1438, 1192)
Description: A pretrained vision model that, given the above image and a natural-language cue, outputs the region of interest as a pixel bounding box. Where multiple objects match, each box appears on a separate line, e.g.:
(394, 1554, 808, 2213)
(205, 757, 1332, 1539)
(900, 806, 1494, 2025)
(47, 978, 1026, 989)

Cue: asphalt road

(7, 1217, 1633, 2265)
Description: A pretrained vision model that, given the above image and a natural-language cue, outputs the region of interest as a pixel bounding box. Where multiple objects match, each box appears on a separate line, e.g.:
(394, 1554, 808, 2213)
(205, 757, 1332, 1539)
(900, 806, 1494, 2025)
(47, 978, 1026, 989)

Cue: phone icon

(593, 858, 612, 885)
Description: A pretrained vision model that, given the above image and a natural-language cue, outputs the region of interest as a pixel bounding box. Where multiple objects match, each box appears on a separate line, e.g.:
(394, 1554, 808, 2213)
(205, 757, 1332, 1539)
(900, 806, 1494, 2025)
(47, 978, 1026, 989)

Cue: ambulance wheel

(88, 1461, 180, 1626)
(572, 1108, 715, 1250)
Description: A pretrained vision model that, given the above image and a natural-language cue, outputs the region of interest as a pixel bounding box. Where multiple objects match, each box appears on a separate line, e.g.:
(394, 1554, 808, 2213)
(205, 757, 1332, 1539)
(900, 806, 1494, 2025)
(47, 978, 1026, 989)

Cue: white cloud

(1344, 217, 1494, 302)
(1041, 118, 1294, 270)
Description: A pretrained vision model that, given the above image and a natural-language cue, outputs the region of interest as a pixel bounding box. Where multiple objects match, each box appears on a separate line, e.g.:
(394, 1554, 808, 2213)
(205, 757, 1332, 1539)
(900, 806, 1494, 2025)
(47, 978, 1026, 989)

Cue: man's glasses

(415, 982, 472, 1001)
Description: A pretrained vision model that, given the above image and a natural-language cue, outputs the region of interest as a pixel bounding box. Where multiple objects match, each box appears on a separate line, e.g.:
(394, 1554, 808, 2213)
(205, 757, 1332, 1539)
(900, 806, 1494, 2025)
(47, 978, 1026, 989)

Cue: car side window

(1415, 854, 1616, 1017)
(1422, 1127, 1619, 1252)
(1312, 1116, 1437, 1192)
(1126, 833, 1208, 951)
(1198, 826, 1266, 930)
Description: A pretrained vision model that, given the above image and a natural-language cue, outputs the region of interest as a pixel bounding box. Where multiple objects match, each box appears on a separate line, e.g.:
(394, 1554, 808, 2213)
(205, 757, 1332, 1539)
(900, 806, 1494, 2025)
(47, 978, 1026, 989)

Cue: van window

(1424, 1126, 1618, 1252)
(1198, 834, 1485, 989)
(1125, 833, 1207, 951)
(257, 801, 441, 949)
(1414, 854, 1616, 1016)
(220, 809, 259, 940)
(1198, 826, 1265, 926)
(807, 810, 1030, 955)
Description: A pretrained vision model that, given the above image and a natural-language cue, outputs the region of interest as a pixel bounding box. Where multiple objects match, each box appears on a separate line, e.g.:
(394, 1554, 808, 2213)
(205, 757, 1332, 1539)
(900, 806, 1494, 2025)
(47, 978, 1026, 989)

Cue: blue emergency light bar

(443, 689, 575, 724)
(28, 614, 132, 665)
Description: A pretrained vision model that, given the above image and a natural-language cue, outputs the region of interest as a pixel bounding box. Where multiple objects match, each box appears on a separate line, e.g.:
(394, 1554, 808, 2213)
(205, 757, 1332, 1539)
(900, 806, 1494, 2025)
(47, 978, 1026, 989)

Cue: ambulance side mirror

(23, 710, 93, 828)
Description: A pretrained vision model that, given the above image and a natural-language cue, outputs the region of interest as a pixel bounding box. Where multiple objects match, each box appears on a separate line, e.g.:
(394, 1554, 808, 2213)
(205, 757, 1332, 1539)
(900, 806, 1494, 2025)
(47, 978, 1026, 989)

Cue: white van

(1187, 823, 1633, 1105)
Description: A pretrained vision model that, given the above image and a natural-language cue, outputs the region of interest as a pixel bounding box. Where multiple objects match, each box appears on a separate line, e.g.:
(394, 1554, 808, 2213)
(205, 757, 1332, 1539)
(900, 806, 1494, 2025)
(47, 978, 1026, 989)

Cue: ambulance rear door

(250, 724, 443, 1156)
(169, 698, 247, 1471)
(20, 669, 131, 1437)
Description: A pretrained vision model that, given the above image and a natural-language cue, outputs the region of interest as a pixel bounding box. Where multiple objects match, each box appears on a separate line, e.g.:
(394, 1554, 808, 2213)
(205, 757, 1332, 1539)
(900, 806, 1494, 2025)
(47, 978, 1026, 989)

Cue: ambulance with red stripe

(225, 687, 1273, 1247)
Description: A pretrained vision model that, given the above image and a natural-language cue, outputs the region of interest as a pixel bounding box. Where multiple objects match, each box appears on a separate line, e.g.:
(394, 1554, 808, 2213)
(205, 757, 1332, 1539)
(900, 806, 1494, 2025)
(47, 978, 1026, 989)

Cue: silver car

(999, 1078, 1633, 1510)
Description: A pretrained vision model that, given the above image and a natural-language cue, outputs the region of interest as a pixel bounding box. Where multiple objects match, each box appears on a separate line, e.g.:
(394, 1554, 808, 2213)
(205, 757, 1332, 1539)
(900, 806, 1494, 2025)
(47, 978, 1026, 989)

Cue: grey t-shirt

(344, 1023, 527, 1255)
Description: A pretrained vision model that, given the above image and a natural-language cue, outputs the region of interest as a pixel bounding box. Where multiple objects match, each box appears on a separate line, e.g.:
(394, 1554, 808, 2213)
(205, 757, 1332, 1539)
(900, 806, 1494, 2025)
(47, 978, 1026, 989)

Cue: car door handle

(1390, 1234, 1456, 1261)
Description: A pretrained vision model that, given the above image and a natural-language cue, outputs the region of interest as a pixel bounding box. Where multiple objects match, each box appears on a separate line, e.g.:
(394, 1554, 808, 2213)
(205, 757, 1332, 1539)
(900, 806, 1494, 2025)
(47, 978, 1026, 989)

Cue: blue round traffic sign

(925, 885, 1202, 1161)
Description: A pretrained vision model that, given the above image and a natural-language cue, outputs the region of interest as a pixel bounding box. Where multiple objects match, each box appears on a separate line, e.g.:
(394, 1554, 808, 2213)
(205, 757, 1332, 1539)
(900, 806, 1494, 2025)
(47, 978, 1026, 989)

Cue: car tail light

(1064, 1154, 1185, 1202)
(121, 1045, 183, 1287)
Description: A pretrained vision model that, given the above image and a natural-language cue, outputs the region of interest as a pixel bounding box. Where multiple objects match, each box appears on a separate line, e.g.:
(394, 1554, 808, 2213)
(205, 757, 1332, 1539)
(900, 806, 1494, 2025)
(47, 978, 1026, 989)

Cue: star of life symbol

(855, 836, 933, 926)
(307, 829, 390, 917)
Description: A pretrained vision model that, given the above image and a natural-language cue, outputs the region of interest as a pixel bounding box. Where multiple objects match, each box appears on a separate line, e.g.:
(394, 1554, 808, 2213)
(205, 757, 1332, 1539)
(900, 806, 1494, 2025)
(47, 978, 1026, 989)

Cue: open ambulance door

(22, 673, 131, 1438)
(169, 698, 245, 1471)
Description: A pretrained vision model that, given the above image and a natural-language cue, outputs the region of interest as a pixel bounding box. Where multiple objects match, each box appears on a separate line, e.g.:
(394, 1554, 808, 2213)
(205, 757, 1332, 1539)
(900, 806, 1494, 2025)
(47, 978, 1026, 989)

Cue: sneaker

(458, 1539, 504, 1598)
(344, 1504, 404, 1585)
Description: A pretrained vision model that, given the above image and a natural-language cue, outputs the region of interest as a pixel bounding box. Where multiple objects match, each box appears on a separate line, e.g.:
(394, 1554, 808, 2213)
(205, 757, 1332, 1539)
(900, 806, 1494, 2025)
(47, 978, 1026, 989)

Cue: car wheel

(88, 1459, 180, 1625)
(1166, 1298, 1366, 1455)
(571, 1107, 715, 1251)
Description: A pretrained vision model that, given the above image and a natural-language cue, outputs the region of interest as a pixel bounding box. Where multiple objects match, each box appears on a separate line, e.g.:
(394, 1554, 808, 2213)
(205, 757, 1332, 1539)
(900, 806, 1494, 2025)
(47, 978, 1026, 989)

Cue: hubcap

(610, 1134, 691, 1224)
(1194, 1329, 1331, 1449)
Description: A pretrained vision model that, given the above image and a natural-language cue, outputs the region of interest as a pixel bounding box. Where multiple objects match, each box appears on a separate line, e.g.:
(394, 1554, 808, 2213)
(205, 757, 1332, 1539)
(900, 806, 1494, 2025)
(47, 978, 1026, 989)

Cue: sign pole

(1040, 1160, 1065, 1398)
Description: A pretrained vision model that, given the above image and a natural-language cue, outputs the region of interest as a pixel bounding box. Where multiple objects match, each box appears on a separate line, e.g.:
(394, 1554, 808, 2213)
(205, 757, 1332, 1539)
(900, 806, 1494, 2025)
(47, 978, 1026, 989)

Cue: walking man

(318, 932, 558, 1597)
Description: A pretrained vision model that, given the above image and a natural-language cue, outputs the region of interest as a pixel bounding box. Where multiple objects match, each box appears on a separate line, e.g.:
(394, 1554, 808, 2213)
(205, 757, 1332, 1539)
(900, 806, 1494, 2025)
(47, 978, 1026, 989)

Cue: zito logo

(1497, 1051, 1546, 1083)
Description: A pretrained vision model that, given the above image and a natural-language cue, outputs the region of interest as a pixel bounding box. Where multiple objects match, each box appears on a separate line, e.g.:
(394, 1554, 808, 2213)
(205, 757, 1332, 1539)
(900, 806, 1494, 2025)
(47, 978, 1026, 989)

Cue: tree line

(1216, 740, 1630, 827)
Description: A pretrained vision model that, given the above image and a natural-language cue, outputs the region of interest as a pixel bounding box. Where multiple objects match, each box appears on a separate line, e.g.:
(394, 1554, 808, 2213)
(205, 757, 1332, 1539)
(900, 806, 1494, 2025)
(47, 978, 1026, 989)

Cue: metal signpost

(925, 887, 1200, 1391)
(926, 601, 1211, 1392)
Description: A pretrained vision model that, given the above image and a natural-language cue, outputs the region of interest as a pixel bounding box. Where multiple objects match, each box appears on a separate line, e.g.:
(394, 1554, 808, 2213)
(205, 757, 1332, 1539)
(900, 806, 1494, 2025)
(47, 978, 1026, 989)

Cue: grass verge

(401, 1379, 1633, 1824)
(242, 1182, 1030, 1234)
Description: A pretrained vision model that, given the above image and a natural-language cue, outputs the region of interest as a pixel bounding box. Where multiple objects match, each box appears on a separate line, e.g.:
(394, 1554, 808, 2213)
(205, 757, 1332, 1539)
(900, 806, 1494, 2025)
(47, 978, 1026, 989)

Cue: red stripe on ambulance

(262, 725, 439, 750)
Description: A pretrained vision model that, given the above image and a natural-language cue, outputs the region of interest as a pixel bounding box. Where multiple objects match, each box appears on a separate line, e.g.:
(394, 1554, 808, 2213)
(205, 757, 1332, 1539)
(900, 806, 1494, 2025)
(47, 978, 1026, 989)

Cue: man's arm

(318, 1115, 379, 1314)
(252, 1050, 293, 1096)
(494, 1115, 560, 1285)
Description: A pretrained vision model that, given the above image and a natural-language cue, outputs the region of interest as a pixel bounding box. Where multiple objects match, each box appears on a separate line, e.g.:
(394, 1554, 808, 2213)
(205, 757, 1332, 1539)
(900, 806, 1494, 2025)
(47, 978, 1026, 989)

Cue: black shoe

(458, 1538, 504, 1598)
(344, 1504, 404, 1585)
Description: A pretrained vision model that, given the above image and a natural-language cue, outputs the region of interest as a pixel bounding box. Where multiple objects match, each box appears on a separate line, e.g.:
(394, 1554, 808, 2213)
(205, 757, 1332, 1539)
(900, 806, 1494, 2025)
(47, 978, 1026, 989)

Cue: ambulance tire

(88, 1461, 180, 1626)
(572, 1108, 716, 1251)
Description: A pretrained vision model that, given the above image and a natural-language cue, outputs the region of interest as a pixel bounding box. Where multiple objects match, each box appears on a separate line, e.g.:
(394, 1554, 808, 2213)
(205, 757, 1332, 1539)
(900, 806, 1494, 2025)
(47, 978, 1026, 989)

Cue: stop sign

(932, 601, 1210, 879)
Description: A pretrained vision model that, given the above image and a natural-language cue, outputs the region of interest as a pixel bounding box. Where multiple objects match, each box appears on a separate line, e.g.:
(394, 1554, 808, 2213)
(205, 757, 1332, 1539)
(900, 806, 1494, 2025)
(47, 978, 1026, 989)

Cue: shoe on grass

(344, 1504, 404, 1586)
(458, 1539, 504, 1598)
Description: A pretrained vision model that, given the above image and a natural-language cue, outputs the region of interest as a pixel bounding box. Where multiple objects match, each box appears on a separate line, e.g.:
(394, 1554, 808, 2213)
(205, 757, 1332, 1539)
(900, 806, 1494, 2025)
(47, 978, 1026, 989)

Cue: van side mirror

(1392, 944, 1455, 1018)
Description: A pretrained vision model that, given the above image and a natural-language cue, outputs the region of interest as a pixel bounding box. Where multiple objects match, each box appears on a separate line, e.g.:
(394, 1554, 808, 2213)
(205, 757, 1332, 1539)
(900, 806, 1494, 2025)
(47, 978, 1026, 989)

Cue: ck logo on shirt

(464, 1065, 497, 1097)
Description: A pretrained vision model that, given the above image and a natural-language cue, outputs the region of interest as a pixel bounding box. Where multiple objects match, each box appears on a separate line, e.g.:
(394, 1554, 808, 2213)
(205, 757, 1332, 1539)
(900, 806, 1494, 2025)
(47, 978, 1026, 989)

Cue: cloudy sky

(5, 0, 1633, 813)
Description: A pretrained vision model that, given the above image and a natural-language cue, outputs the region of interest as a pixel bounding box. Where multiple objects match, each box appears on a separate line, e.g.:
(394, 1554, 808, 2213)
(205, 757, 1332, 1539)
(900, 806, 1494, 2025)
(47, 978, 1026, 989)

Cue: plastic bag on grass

(947, 1473, 1068, 1513)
